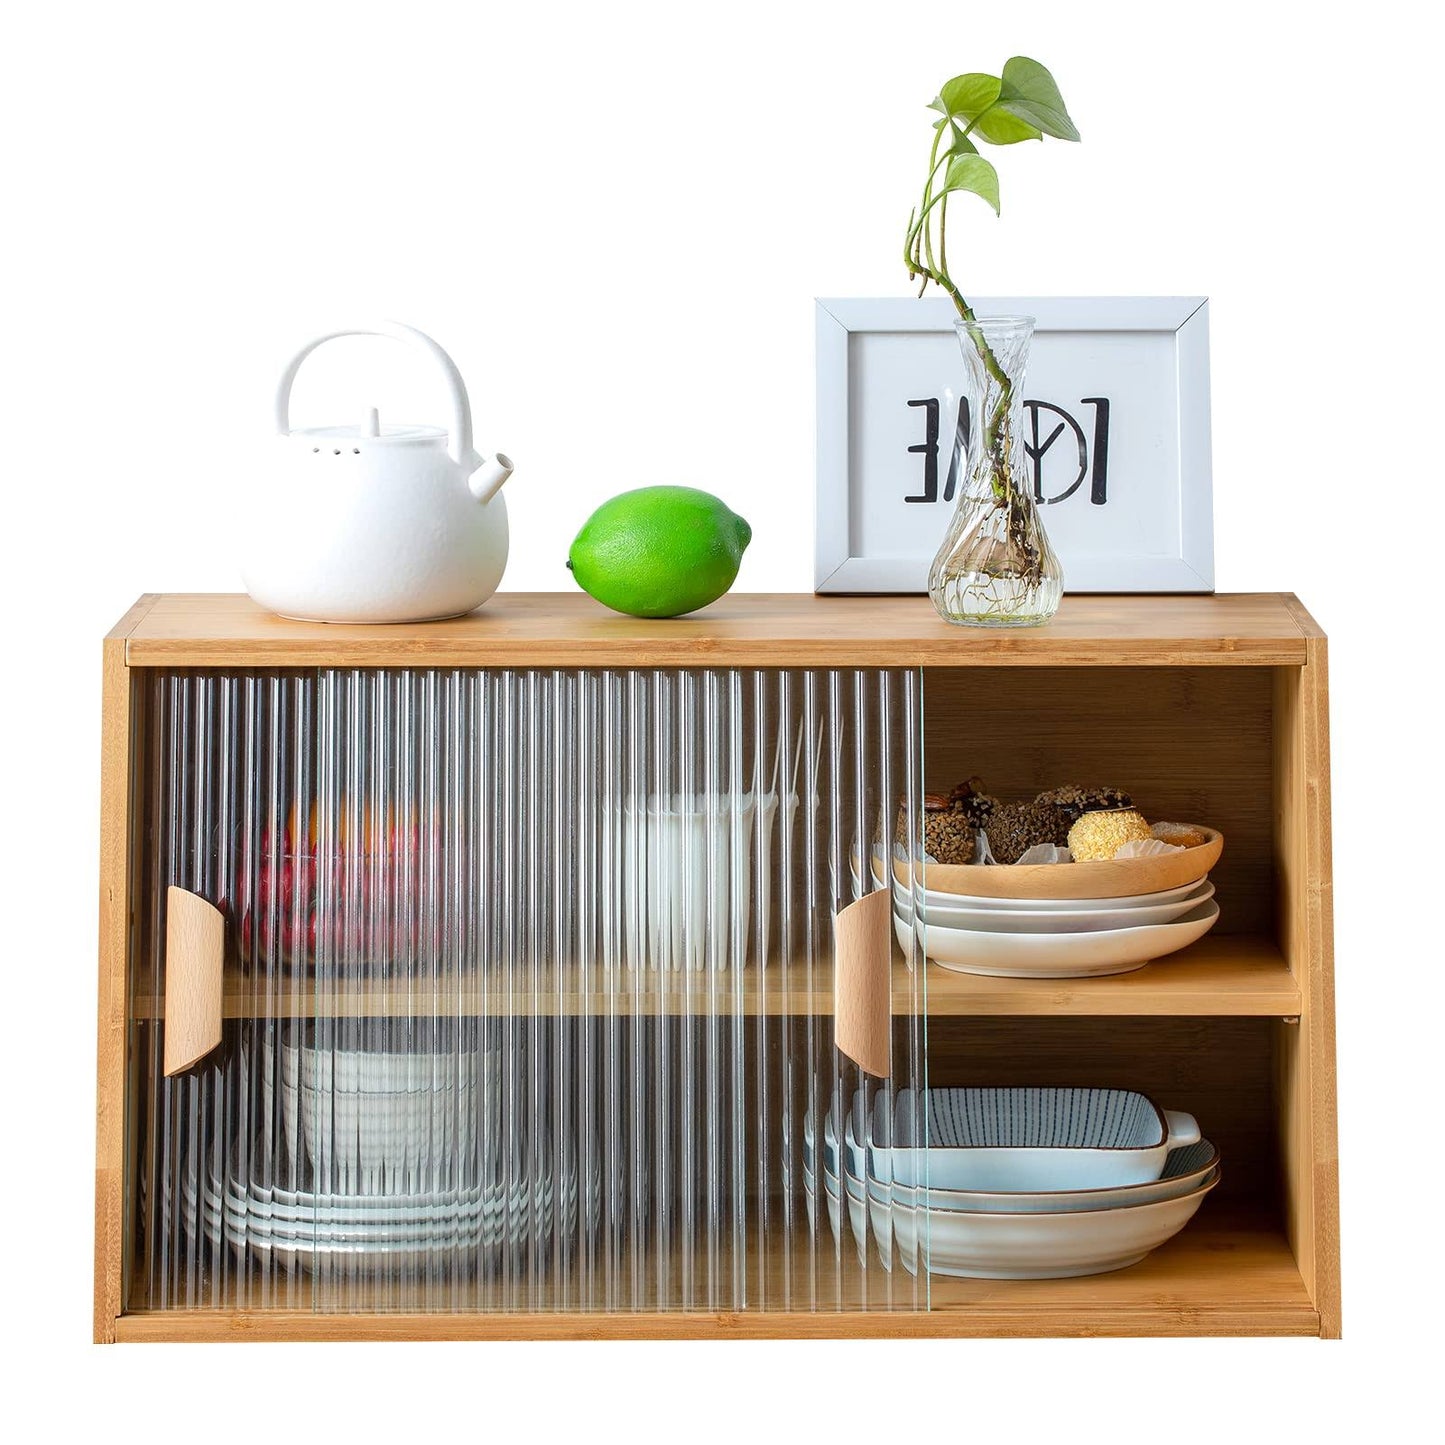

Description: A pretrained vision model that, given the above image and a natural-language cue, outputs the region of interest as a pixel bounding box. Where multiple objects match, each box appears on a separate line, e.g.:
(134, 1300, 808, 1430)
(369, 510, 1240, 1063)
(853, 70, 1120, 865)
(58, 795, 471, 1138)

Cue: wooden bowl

(893, 826, 1223, 901)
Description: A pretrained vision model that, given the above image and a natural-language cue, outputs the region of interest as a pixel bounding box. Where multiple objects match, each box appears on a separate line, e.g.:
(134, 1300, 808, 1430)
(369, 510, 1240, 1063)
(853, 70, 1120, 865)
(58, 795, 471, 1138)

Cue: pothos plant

(904, 58, 1080, 519)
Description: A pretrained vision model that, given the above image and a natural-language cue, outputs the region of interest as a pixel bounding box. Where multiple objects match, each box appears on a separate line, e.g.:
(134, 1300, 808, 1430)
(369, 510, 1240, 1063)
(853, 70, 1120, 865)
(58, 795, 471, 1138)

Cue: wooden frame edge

(95, 634, 135, 1343)
(113, 1304, 1322, 1343)
(1302, 634, 1341, 1337)
(95, 597, 155, 1341)
(1271, 623, 1341, 1341)
(107, 593, 161, 644)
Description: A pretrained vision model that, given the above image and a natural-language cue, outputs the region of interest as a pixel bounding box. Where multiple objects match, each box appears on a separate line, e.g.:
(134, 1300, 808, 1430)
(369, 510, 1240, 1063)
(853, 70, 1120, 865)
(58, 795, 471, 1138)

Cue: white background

(1, 0, 1438, 1434)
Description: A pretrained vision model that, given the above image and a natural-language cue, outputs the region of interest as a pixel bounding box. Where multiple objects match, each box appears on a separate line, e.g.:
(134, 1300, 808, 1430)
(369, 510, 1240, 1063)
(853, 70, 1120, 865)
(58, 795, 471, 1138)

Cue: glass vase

(927, 315, 1063, 627)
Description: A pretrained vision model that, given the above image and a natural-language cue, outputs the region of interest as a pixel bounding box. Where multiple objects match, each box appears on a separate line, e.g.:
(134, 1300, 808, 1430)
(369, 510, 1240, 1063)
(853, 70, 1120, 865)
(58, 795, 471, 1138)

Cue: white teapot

(241, 321, 514, 623)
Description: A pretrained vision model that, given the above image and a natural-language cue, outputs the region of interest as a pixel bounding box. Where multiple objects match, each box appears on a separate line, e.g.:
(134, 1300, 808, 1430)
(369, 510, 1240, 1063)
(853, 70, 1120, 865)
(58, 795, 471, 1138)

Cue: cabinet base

(109, 1213, 1328, 1341)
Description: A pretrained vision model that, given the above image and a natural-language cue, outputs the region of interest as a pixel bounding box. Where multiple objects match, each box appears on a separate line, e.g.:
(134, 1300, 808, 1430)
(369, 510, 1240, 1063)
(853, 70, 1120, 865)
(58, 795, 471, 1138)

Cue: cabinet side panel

(1273, 650, 1340, 1337)
(95, 641, 134, 1342)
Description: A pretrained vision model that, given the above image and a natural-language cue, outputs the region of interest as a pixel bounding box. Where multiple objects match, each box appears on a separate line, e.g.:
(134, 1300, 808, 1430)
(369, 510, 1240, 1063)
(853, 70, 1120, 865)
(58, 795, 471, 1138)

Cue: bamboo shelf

(128, 935, 1299, 1020)
(118, 591, 1311, 668)
(114, 1209, 1313, 1341)
(96, 593, 1340, 1342)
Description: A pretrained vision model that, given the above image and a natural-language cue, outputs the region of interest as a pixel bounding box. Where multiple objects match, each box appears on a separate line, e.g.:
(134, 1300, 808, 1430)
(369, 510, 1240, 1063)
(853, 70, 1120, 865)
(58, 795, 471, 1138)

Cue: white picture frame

(814, 297, 1213, 593)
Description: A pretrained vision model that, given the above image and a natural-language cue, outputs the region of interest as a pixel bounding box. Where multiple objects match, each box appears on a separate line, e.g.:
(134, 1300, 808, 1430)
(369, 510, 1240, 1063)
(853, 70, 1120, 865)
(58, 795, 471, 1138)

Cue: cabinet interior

(920, 663, 1313, 1301)
(923, 665, 1275, 937)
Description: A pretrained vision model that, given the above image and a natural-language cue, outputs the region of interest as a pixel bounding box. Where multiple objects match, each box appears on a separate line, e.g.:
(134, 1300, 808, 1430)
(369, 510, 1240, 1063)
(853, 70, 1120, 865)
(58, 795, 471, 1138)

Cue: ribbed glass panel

(125, 667, 925, 1314)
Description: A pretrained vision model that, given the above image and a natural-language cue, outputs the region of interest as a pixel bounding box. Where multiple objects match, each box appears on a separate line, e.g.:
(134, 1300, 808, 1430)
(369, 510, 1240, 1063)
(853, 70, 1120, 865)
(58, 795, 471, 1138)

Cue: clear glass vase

(927, 315, 1063, 627)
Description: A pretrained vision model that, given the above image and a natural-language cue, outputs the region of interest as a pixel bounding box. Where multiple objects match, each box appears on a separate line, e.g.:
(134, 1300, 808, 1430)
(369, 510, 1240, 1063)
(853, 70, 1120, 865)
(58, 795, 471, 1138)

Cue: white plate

(896, 900, 1220, 978)
(187, 1181, 566, 1252)
(891, 1140, 1218, 1214)
(903, 881, 1215, 934)
(893, 1172, 1218, 1279)
(187, 1165, 592, 1264)
(183, 1168, 570, 1231)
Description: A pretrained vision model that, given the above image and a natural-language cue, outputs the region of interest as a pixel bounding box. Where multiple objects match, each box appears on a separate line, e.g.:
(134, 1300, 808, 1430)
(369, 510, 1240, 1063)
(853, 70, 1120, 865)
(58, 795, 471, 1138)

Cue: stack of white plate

(800, 1086, 1219, 1279)
(892, 876, 1220, 979)
(883, 1087, 1218, 1278)
(184, 1027, 611, 1274)
(182, 1144, 593, 1274)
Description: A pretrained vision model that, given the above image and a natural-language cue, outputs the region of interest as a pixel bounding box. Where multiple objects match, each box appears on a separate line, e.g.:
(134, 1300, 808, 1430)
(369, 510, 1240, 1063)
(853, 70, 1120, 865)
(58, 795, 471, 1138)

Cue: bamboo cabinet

(94, 594, 1340, 1341)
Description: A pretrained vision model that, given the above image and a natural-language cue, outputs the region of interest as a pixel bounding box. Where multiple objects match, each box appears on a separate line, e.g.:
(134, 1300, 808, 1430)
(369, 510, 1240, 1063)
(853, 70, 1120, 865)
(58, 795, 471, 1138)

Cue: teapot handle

(274, 321, 479, 471)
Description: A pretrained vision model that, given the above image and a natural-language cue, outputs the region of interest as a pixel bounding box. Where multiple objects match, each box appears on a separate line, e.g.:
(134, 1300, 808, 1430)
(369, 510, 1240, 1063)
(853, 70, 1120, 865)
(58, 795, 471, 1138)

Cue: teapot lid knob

(363, 406, 380, 437)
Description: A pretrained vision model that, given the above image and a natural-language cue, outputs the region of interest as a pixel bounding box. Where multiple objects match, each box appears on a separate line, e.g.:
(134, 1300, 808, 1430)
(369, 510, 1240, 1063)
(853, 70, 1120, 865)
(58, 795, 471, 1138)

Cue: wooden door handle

(163, 886, 225, 1076)
(833, 888, 892, 1077)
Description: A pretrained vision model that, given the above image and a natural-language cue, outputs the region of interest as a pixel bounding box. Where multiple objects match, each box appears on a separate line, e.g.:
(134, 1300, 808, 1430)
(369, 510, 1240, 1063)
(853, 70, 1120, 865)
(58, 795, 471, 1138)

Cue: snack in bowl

(901, 780, 1175, 868)
(1033, 782, 1133, 824)
(949, 777, 999, 829)
(901, 794, 977, 864)
(985, 800, 1071, 864)
(1067, 807, 1154, 862)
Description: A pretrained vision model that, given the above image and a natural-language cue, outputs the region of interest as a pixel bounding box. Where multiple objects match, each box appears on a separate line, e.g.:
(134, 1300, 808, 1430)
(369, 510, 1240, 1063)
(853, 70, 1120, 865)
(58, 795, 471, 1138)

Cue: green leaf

(995, 56, 1080, 141)
(936, 69, 1041, 145)
(938, 72, 1000, 120)
(940, 152, 1000, 214)
(971, 107, 1042, 145)
(947, 124, 978, 156)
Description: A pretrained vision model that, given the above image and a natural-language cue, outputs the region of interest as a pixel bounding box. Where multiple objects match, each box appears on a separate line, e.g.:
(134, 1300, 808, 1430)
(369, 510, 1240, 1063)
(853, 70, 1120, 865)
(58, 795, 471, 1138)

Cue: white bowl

(895, 900, 1220, 978)
(619, 790, 798, 971)
(892, 1139, 1218, 1214)
(285, 1039, 489, 1092)
(905, 875, 1210, 913)
(273, 1038, 499, 1181)
(856, 847, 1210, 912)
(889, 1087, 1201, 1191)
(893, 1171, 1219, 1278)
(903, 881, 1215, 934)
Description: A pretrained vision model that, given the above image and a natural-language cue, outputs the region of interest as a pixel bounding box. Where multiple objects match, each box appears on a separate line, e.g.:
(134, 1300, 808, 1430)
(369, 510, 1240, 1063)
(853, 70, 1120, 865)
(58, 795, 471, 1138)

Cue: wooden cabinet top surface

(112, 592, 1320, 669)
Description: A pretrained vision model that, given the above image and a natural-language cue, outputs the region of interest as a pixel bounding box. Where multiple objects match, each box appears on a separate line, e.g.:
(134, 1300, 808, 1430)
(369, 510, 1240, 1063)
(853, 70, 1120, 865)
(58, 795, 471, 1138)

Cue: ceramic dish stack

(878, 828, 1224, 978)
(179, 1027, 604, 1275)
(181, 1141, 589, 1276)
(877, 1087, 1219, 1279)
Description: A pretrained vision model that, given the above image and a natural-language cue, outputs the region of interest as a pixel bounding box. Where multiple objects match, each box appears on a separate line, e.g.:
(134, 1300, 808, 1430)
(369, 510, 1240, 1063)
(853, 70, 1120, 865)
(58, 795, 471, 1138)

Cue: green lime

(567, 486, 752, 618)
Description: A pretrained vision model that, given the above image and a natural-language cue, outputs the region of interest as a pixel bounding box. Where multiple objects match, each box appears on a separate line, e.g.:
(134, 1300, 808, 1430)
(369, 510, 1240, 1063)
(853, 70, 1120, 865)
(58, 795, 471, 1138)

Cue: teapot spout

(468, 452, 515, 504)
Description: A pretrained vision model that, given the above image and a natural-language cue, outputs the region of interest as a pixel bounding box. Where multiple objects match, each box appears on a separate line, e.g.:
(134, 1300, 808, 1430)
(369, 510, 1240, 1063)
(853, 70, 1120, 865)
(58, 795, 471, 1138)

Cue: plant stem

(904, 122, 1014, 500)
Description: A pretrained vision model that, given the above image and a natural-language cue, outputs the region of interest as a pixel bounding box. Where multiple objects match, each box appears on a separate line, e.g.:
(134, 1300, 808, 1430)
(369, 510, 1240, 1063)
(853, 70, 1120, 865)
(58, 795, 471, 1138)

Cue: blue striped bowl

(890, 1087, 1201, 1191)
